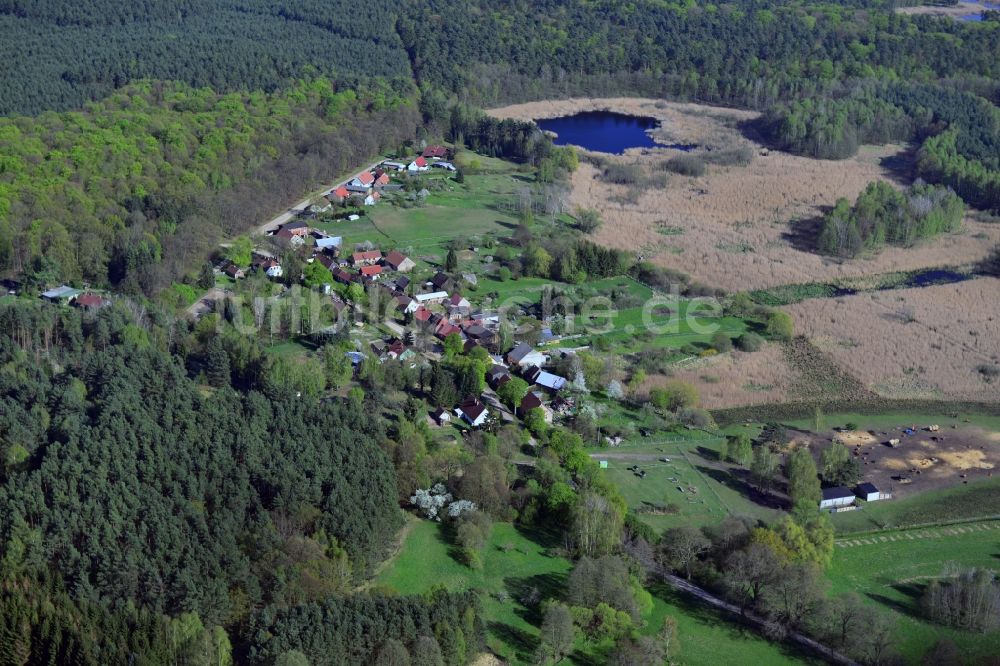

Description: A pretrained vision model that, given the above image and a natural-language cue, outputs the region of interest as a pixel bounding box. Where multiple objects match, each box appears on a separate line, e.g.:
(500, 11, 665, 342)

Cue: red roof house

(423, 145, 448, 159)
(359, 265, 382, 279)
(74, 293, 108, 310)
(351, 250, 382, 266)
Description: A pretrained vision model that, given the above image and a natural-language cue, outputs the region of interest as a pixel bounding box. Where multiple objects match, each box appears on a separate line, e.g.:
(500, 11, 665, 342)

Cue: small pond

(960, 0, 1000, 20)
(535, 110, 695, 154)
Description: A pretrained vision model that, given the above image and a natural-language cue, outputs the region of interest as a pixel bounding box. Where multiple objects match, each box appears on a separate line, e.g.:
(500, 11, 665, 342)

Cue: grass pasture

(829, 521, 1000, 663)
(377, 519, 809, 665)
(316, 158, 526, 253)
(594, 434, 784, 531)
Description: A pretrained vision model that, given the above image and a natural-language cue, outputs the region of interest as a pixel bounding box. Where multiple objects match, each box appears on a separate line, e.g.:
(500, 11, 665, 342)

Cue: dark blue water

(960, 0, 1000, 20)
(536, 111, 674, 154)
(905, 268, 970, 288)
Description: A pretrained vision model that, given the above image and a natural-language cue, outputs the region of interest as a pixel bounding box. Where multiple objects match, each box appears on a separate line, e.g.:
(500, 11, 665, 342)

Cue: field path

(835, 520, 1000, 548)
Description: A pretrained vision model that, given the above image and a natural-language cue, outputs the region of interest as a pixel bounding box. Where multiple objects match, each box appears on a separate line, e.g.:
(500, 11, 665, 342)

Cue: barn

(819, 486, 856, 510)
(855, 482, 884, 502)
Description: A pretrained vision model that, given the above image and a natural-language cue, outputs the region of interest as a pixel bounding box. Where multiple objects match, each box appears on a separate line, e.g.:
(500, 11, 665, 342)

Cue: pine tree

(204, 337, 231, 388)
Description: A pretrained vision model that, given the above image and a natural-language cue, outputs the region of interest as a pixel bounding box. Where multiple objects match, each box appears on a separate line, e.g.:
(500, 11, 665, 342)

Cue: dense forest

(0, 302, 442, 663)
(0, 0, 412, 115)
(0, 78, 420, 293)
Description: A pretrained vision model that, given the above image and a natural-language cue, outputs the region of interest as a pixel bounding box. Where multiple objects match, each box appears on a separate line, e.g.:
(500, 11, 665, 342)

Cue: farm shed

(855, 482, 885, 502)
(819, 486, 855, 510)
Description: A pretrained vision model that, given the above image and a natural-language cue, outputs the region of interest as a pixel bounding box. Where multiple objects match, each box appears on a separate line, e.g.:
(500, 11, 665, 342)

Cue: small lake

(536, 111, 692, 154)
(960, 0, 1000, 20)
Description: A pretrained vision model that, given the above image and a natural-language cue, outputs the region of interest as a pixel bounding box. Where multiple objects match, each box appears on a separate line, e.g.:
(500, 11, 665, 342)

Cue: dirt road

(626, 539, 859, 666)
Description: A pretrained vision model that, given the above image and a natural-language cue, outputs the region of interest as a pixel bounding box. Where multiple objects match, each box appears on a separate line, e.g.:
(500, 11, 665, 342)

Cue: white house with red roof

(407, 156, 429, 172)
(350, 171, 375, 188)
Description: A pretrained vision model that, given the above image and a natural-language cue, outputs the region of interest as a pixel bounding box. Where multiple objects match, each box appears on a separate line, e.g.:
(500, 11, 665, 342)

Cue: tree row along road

(255, 156, 387, 236)
(187, 156, 387, 318)
(625, 540, 859, 666)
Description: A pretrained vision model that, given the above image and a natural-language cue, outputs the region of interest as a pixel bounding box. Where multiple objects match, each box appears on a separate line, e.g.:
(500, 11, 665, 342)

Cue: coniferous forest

(0, 299, 482, 665)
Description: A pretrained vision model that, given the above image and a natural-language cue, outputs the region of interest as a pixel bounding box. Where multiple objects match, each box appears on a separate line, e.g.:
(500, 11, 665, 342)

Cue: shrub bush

(660, 154, 705, 177)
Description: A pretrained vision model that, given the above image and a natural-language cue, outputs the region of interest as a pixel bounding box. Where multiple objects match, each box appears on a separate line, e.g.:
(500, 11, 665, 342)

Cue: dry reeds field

(895, 2, 987, 19)
(489, 98, 1000, 292)
(786, 277, 1000, 400)
(640, 344, 800, 408)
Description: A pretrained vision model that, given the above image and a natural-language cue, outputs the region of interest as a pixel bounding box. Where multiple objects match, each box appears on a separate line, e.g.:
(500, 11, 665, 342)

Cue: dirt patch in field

(836, 431, 879, 447)
(490, 98, 1000, 292)
(786, 277, 1000, 401)
(470, 655, 506, 666)
(804, 424, 1000, 498)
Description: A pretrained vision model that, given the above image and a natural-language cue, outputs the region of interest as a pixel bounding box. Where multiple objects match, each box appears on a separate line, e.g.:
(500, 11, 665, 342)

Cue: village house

(446, 293, 471, 318)
(359, 265, 382, 280)
(413, 306, 433, 326)
(434, 318, 462, 340)
(518, 391, 552, 422)
(373, 169, 390, 186)
(224, 263, 246, 280)
(281, 220, 311, 236)
(346, 183, 372, 196)
(506, 343, 546, 369)
(428, 272, 451, 291)
(351, 250, 382, 266)
(432, 161, 456, 172)
(74, 293, 108, 311)
(382, 160, 407, 171)
(315, 254, 337, 271)
(383, 250, 415, 273)
(464, 324, 495, 347)
(330, 294, 348, 316)
(328, 185, 350, 203)
(274, 228, 305, 246)
(396, 294, 418, 314)
(523, 365, 567, 392)
(314, 235, 342, 252)
(407, 156, 429, 172)
(423, 145, 448, 159)
(386, 275, 410, 293)
(333, 268, 355, 285)
(415, 291, 449, 305)
(486, 365, 511, 390)
(430, 407, 451, 426)
(455, 396, 488, 428)
(819, 487, 856, 510)
(255, 257, 283, 278)
(350, 171, 375, 188)
(363, 192, 381, 206)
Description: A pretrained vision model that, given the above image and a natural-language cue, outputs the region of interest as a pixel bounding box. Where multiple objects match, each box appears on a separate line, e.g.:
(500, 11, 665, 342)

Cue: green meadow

(377, 519, 810, 665)
(828, 522, 1000, 663)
